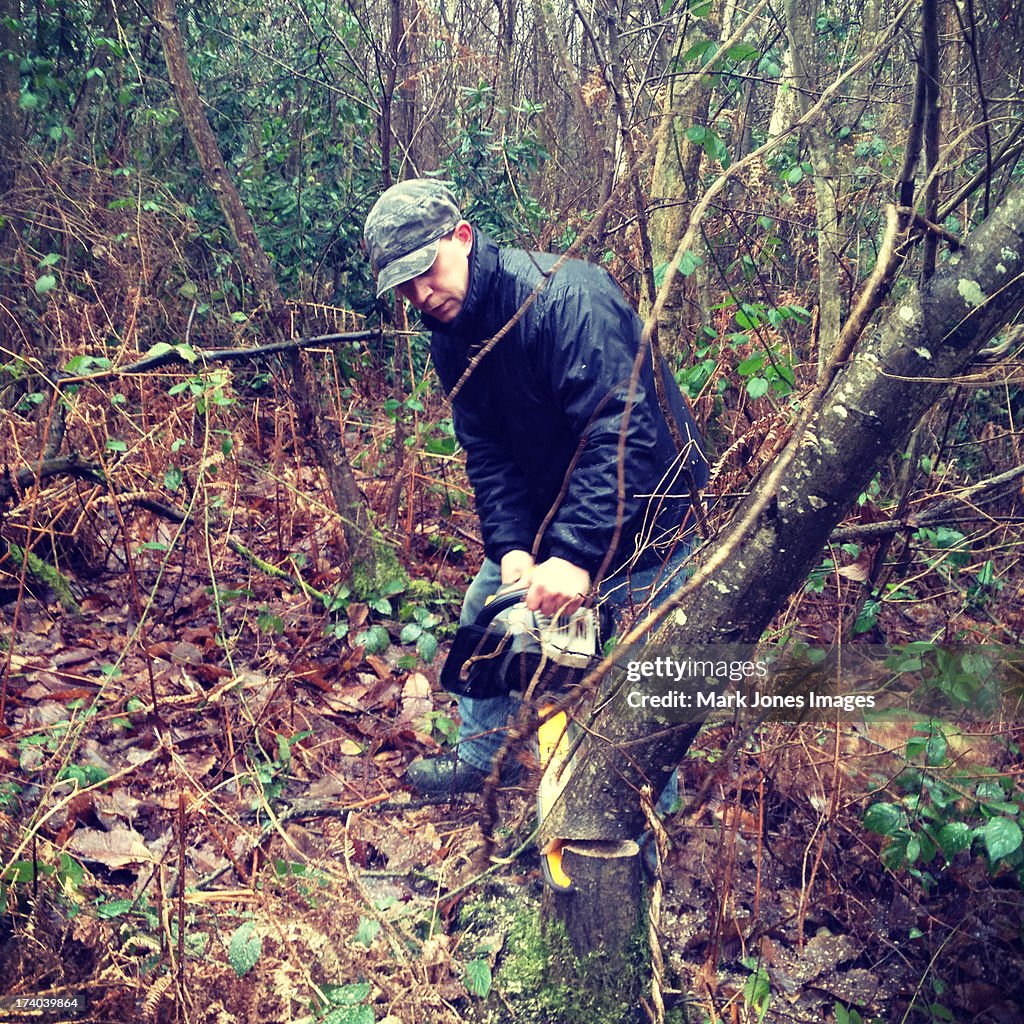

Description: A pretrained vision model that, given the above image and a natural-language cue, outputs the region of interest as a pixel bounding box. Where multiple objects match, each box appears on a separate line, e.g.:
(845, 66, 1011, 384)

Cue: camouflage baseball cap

(363, 179, 462, 298)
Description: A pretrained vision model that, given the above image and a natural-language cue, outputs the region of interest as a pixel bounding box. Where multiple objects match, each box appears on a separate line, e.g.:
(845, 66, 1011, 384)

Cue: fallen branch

(58, 330, 382, 383)
(829, 462, 1024, 542)
(0, 453, 106, 507)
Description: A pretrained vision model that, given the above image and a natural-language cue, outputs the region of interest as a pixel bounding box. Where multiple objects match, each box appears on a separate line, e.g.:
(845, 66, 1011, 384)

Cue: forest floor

(1, 391, 1023, 1024)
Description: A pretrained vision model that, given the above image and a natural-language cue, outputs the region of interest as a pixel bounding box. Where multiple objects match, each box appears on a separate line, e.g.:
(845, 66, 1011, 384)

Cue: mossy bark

(492, 903, 652, 1024)
(537, 181, 1024, 1002)
(540, 180, 1024, 848)
(4, 541, 79, 613)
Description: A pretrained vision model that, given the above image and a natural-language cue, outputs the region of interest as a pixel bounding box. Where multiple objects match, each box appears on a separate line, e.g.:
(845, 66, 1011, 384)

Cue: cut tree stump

(542, 839, 642, 958)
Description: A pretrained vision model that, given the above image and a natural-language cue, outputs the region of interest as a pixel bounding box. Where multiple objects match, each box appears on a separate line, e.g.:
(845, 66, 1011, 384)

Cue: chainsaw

(440, 586, 601, 700)
(440, 586, 602, 891)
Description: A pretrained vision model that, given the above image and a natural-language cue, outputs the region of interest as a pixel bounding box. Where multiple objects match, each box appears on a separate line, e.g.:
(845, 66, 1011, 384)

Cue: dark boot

(405, 753, 520, 796)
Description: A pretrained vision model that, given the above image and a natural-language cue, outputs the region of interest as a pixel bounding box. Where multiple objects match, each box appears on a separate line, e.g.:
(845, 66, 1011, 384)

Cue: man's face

(396, 222, 473, 323)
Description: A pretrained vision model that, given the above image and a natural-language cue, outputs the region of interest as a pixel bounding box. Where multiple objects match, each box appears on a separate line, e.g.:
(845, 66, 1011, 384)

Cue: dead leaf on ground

(66, 825, 171, 871)
(397, 672, 432, 729)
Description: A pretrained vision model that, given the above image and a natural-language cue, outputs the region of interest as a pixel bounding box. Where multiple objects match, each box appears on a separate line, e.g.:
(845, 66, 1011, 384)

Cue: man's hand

(525, 557, 591, 618)
(500, 549, 535, 586)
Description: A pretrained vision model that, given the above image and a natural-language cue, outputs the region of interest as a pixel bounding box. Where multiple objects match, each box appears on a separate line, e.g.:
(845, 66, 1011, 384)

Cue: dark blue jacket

(428, 230, 709, 578)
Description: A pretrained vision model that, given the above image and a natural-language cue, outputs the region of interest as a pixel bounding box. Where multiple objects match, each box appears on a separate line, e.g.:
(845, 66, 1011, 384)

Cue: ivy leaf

(35, 274, 57, 295)
(464, 958, 493, 999)
(228, 921, 262, 977)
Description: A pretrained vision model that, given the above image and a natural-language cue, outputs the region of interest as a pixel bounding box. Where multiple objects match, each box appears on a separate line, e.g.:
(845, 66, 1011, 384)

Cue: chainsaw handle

(476, 586, 529, 628)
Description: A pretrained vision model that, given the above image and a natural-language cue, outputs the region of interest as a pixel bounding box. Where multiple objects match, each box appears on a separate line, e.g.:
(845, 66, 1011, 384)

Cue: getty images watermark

(609, 644, 1024, 724)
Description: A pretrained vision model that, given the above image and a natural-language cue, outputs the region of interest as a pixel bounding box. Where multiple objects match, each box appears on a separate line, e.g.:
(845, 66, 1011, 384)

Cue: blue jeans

(454, 542, 696, 773)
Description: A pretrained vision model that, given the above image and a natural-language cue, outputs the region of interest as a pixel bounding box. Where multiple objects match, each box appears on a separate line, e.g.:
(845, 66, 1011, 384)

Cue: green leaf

(326, 981, 372, 1004)
(936, 821, 973, 859)
(106, 438, 127, 453)
(736, 354, 765, 376)
(64, 354, 112, 375)
(352, 618, 387, 651)
(680, 39, 716, 64)
(38, 253, 61, 268)
(417, 632, 439, 663)
(58, 853, 84, 886)
(464, 958, 493, 999)
(423, 436, 456, 456)
(745, 377, 769, 399)
(95, 898, 135, 919)
(399, 622, 422, 644)
(35, 273, 57, 295)
(145, 342, 176, 361)
(228, 921, 262, 977)
(354, 916, 381, 948)
(864, 802, 905, 836)
(3, 860, 50, 884)
(981, 817, 1022, 862)
(725, 42, 761, 62)
(321, 1008, 374, 1024)
(679, 250, 703, 277)
(164, 466, 182, 492)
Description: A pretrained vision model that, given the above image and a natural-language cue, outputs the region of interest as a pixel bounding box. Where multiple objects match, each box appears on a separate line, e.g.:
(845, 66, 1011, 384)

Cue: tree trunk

(780, 0, 844, 374)
(543, 840, 642, 957)
(540, 180, 1024, 924)
(0, 0, 21, 197)
(152, 0, 388, 593)
(533, 0, 604, 190)
(644, 17, 716, 350)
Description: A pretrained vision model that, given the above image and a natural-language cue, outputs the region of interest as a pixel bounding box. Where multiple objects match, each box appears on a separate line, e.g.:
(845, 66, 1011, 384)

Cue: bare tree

(152, 0, 387, 592)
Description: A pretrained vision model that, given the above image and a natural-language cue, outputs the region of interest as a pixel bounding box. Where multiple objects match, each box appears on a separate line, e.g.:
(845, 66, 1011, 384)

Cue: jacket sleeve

(451, 395, 536, 564)
(533, 276, 671, 575)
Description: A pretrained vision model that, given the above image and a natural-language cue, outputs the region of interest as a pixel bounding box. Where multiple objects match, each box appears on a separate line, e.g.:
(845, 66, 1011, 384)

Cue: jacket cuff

(487, 540, 534, 565)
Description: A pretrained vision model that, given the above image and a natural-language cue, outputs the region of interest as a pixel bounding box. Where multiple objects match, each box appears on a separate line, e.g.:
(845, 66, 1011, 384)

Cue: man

(363, 178, 709, 795)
